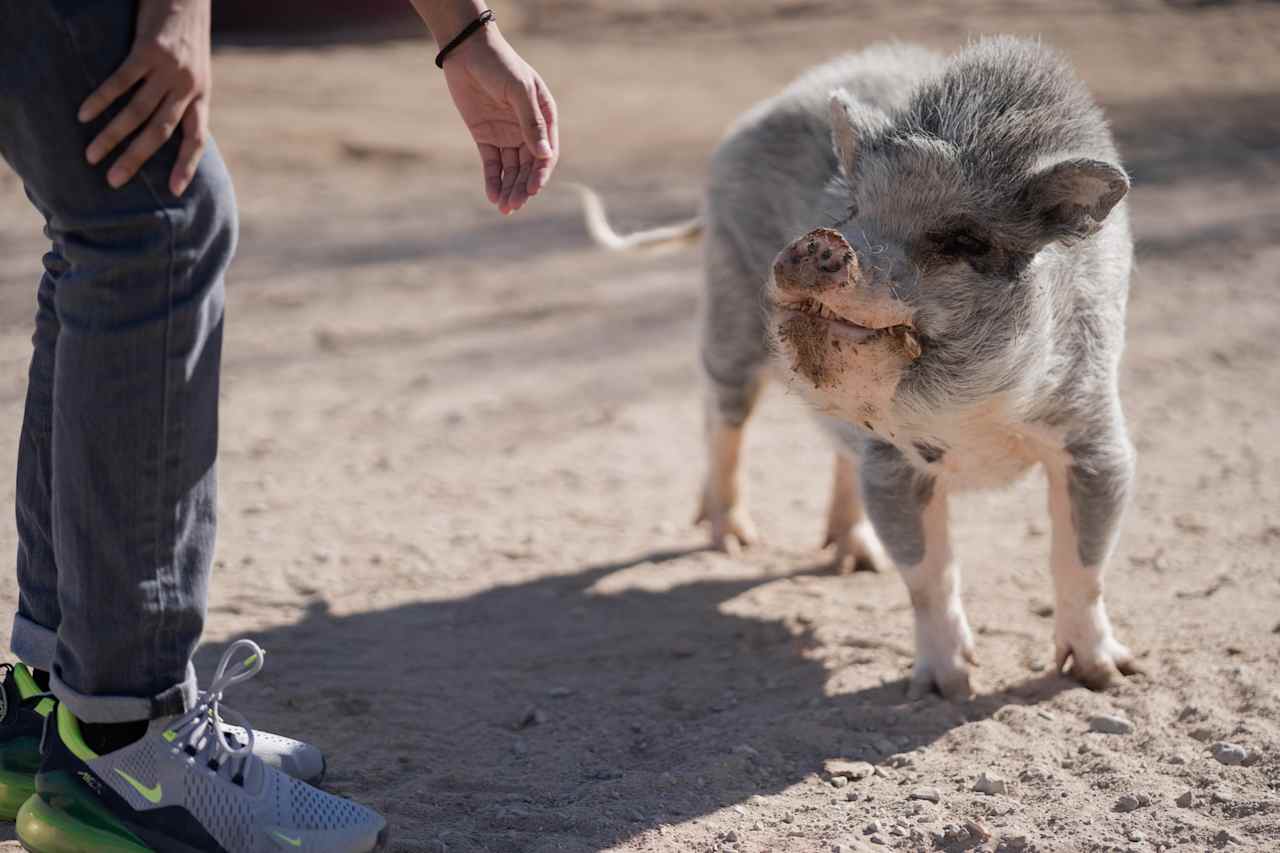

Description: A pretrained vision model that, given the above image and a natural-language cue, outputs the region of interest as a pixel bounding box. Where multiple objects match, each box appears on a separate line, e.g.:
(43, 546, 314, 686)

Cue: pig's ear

(1023, 158, 1129, 243)
(829, 90, 886, 179)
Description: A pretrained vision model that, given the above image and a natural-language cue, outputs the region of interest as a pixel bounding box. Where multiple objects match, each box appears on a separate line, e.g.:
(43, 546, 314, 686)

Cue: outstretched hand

(441, 26, 558, 215)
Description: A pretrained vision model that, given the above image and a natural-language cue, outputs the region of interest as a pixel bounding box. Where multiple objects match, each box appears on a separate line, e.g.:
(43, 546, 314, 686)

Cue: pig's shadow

(196, 547, 1074, 853)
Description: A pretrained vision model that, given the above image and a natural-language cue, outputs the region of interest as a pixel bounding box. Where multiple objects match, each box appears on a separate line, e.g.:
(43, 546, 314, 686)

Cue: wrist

(411, 0, 490, 49)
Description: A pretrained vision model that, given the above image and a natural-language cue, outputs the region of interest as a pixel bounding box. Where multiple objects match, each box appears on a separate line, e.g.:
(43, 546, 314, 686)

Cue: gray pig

(579, 37, 1137, 699)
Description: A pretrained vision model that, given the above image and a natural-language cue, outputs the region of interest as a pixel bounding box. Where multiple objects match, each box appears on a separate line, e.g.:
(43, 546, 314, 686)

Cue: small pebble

(1210, 787, 1236, 804)
(1114, 792, 1151, 813)
(909, 787, 941, 803)
(723, 830, 739, 843)
(974, 771, 1010, 796)
(1175, 790, 1194, 807)
(830, 776, 849, 788)
(1089, 714, 1135, 735)
(827, 760, 874, 781)
(1129, 830, 1146, 842)
(1164, 753, 1188, 765)
(1211, 742, 1249, 766)
(863, 820, 883, 835)
(965, 819, 992, 842)
(1001, 834, 1030, 851)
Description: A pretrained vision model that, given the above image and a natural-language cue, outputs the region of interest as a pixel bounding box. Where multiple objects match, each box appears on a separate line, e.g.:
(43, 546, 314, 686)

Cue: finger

(78, 55, 150, 124)
(507, 147, 534, 213)
(169, 98, 209, 197)
(85, 76, 166, 167)
(497, 146, 519, 214)
(107, 91, 190, 190)
(528, 78, 559, 196)
(512, 81, 553, 161)
(477, 143, 502, 205)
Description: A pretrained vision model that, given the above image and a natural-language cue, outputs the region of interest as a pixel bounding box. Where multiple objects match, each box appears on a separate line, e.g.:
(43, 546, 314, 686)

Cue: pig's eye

(939, 232, 991, 258)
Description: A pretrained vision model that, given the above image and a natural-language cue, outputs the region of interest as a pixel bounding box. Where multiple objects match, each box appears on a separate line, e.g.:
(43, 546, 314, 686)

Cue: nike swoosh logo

(113, 768, 162, 804)
(272, 831, 303, 847)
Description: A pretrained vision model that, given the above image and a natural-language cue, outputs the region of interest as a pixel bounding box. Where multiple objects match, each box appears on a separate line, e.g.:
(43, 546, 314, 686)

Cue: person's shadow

(197, 546, 1072, 852)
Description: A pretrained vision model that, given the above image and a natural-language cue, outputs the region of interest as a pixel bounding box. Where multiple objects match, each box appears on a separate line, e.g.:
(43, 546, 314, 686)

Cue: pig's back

(705, 43, 946, 277)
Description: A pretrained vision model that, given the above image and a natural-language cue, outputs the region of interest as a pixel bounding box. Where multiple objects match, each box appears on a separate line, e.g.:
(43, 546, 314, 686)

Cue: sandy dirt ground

(1, 2, 1279, 851)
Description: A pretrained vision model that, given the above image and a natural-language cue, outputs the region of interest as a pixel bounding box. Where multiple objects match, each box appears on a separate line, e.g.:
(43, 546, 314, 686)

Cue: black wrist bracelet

(435, 9, 496, 69)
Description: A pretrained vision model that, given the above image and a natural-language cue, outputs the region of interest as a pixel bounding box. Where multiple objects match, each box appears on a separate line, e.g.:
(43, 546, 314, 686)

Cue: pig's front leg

(1045, 436, 1138, 689)
(862, 443, 975, 700)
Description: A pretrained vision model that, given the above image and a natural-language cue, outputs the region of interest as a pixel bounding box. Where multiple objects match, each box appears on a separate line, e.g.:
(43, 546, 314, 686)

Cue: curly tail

(570, 183, 704, 252)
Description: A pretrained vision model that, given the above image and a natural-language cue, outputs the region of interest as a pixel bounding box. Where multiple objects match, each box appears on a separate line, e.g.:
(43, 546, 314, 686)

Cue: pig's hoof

(824, 520, 891, 574)
(1055, 635, 1141, 691)
(772, 227, 855, 293)
(908, 608, 977, 701)
(909, 659, 973, 702)
(695, 498, 758, 553)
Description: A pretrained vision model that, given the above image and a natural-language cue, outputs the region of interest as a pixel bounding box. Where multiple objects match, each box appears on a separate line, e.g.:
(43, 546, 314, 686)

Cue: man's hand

(414, 2, 558, 215)
(78, 0, 211, 197)
(443, 26, 558, 215)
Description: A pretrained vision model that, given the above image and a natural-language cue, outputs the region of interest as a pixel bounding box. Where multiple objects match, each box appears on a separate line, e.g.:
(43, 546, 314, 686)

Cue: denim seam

(55, 9, 185, 718)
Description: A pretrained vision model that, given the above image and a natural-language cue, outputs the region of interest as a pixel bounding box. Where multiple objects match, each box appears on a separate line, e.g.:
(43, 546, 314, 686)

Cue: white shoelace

(168, 639, 264, 784)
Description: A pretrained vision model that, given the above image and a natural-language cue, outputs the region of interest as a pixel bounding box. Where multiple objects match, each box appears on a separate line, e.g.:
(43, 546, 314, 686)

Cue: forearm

(409, 0, 491, 48)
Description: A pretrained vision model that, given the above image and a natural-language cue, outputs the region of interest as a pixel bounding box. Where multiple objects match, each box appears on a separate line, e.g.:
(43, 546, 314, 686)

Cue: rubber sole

(0, 769, 35, 821)
(16, 793, 151, 853)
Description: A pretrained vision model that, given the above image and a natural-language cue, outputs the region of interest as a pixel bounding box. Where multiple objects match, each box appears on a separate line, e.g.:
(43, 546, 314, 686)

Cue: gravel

(1211, 742, 1250, 766)
(1089, 714, 1136, 735)
(974, 771, 1010, 796)
(1115, 792, 1152, 812)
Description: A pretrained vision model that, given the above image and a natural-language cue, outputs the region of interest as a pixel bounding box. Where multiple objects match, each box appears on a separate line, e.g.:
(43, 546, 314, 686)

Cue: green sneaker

(0, 663, 55, 820)
(16, 640, 387, 852)
(0, 652, 326, 828)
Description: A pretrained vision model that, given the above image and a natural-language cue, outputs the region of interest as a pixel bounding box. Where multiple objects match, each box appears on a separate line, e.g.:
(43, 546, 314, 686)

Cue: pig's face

(766, 91, 1128, 429)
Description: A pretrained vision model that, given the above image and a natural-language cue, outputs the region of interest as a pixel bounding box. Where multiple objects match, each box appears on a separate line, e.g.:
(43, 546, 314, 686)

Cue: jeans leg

(10, 253, 63, 672)
(0, 0, 236, 722)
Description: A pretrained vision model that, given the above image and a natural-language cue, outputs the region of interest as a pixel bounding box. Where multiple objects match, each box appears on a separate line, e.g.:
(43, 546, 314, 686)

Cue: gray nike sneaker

(16, 639, 386, 852)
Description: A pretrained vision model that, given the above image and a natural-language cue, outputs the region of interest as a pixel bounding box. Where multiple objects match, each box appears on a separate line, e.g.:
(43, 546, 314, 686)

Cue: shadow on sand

(197, 547, 1075, 852)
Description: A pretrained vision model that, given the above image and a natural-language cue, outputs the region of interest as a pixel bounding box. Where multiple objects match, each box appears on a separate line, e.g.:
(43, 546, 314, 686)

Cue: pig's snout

(772, 227, 859, 294)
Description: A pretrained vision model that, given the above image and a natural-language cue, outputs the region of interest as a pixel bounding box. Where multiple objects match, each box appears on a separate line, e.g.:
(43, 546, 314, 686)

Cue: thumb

(513, 82, 553, 160)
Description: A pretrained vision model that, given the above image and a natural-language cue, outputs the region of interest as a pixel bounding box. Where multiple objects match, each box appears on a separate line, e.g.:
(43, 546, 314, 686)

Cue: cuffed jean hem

(49, 662, 198, 724)
(10, 612, 57, 672)
(12, 612, 197, 721)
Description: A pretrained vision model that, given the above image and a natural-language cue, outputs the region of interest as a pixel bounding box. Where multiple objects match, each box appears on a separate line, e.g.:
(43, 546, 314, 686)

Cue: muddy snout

(771, 227, 858, 294)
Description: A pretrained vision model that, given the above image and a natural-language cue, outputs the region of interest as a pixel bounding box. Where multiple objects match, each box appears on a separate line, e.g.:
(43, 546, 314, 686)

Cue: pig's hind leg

(862, 442, 976, 700)
(696, 230, 770, 552)
(1044, 435, 1139, 690)
(824, 450, 892, 574)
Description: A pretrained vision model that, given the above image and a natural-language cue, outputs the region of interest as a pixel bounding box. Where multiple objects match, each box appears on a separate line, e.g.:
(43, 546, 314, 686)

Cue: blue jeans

(0, 0, 236, 722)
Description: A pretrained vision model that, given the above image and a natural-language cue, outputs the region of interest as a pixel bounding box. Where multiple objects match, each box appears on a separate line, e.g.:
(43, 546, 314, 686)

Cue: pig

(577, 37, 1137, 699)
